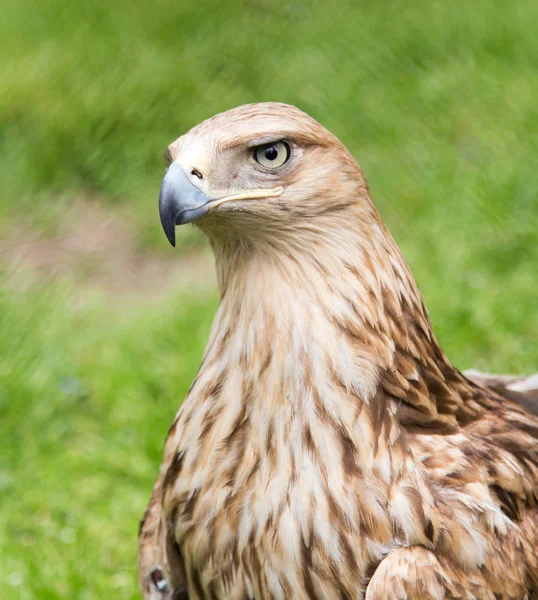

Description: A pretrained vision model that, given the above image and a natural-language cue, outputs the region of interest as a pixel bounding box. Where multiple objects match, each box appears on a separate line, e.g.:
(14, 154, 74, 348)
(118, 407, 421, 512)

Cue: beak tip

(163, 220, 177, 247)
(158, 209, 177, 248)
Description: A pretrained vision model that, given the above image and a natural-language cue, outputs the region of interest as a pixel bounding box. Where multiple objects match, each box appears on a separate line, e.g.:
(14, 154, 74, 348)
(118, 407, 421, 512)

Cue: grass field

(1, 0, 537, 598)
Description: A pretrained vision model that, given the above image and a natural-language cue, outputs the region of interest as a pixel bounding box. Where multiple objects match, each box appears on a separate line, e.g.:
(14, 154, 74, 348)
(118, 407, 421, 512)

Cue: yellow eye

(253, 141, 290, 169)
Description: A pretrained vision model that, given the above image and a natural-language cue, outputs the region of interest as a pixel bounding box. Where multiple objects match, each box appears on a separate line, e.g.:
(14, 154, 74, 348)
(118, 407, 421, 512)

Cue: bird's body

(139, 103, 538, 599)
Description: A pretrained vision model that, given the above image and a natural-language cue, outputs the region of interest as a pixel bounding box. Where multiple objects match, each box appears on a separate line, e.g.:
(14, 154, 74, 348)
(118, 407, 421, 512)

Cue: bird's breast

(160, 389, 394, 599)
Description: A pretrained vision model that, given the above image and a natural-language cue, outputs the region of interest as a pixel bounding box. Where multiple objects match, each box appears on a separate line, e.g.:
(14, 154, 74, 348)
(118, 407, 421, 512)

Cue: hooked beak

(158, 162, 285, 247)
(158, 163, 211, 247)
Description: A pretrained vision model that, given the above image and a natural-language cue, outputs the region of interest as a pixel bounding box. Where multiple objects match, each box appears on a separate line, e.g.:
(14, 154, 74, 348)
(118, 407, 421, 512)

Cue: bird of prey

(138, 103, 538, 600)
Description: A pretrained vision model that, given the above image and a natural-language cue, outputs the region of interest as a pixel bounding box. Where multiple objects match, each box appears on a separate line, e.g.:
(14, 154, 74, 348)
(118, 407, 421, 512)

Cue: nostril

(191, 168, 203, 180)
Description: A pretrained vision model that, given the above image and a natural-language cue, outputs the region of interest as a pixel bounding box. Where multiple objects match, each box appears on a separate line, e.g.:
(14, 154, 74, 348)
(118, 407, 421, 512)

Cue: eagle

(138, 103, 538, 600)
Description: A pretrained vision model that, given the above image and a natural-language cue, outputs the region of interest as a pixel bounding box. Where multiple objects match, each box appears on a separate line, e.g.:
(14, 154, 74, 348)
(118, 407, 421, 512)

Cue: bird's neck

(197, 216, 474, 447)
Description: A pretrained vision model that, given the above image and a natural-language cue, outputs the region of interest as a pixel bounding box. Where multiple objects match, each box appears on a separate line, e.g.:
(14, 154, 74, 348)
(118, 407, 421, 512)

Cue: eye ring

(253, 141, 290, 170)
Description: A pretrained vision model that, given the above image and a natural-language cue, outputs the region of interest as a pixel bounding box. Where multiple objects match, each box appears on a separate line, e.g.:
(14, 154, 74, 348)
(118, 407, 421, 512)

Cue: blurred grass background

(1, 0, 537, 597)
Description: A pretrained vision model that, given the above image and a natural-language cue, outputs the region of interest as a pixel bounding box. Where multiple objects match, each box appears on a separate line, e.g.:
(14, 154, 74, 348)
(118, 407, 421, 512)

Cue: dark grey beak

(159, 163, 211, 247)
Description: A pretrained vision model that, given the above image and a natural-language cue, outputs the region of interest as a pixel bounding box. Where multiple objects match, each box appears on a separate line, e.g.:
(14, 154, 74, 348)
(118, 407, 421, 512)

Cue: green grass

(1, 0, 537, 597)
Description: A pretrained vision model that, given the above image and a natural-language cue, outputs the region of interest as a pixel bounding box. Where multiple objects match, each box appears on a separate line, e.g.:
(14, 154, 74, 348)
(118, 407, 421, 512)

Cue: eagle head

(159, 102, 370, 247)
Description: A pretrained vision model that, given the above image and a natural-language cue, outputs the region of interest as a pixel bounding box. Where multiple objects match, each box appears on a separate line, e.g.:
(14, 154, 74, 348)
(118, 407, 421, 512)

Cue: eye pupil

(264, 146, 278, 161)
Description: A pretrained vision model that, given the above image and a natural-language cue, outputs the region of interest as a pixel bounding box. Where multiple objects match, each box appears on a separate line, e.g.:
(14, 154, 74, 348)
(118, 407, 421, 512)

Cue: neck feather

(198, 205, 480, 443)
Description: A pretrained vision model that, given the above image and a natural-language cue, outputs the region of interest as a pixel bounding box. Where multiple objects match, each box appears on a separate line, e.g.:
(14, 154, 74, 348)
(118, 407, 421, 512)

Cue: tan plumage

(138, 103, 538, 599)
